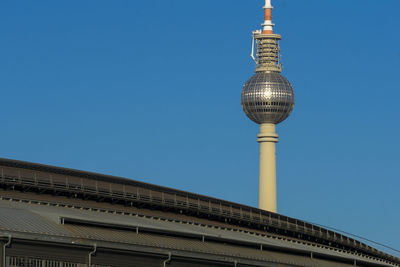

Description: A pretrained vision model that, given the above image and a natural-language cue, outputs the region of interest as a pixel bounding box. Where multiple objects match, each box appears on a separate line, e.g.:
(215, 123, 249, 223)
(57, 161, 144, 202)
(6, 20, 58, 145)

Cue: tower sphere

(241, 72, 294, 124)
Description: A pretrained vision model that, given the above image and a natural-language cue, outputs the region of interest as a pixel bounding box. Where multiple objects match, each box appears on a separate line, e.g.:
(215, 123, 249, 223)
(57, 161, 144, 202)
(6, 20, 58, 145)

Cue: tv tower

(241, 0, 295, 213)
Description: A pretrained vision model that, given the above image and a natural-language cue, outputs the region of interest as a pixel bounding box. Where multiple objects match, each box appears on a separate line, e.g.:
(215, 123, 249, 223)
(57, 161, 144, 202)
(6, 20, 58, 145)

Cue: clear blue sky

(1, 0, 399, 250)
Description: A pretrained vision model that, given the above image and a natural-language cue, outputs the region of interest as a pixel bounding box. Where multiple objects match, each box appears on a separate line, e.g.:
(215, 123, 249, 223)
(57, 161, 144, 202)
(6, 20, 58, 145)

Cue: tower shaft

(257, 123, 278, 212)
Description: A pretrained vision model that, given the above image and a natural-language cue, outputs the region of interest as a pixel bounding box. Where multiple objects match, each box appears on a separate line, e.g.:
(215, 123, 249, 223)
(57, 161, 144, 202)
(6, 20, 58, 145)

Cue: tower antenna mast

(262, 0, 274, 34)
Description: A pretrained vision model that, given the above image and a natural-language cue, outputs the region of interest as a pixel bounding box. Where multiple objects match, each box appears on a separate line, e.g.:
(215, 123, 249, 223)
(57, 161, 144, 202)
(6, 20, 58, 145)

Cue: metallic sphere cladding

(241, 72, 294, 124)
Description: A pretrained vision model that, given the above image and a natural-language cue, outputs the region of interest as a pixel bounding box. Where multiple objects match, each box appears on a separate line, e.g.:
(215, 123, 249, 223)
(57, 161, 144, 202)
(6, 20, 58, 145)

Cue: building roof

(0, 158, 398, 266)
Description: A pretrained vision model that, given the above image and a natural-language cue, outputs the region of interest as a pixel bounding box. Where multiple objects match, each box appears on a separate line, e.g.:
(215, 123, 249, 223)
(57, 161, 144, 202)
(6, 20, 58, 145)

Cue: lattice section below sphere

(241, 72, 295, 124)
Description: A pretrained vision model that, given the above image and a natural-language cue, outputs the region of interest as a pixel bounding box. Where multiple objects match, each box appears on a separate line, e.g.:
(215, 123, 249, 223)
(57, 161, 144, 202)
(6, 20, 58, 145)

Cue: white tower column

(257, 123, 278, 213)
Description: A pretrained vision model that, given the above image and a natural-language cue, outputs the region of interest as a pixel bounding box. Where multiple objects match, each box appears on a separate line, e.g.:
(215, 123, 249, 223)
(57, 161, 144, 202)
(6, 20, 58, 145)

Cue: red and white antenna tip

(262, 0, 274, 34)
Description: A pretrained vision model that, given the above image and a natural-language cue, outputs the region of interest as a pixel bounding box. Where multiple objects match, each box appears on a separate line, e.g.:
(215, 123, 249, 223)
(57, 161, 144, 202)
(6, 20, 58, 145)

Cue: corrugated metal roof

(0, 199, 396, 267)
(0, 207, 69, 236)
(63, 225, 320, 267)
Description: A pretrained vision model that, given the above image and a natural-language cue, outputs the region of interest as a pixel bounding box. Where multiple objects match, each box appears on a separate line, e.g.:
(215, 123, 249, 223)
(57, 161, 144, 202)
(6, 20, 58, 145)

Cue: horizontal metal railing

(0, 166, 399, 264)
